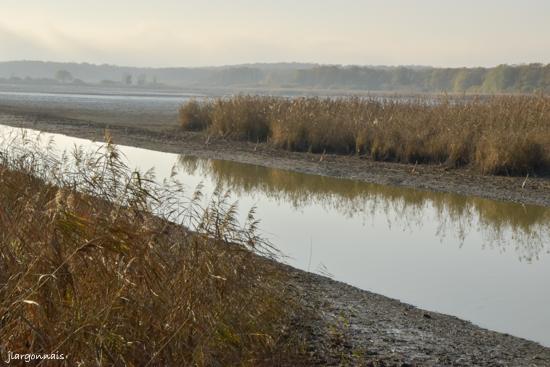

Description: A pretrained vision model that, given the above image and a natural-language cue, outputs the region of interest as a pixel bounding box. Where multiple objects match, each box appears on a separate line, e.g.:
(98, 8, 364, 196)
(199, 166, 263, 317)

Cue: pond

(1, 123, 549, 347)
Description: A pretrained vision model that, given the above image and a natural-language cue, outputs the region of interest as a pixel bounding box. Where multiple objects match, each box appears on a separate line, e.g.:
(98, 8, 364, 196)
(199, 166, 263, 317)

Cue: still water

(0, 89, 190, 119)
(1, 124, 549, 346)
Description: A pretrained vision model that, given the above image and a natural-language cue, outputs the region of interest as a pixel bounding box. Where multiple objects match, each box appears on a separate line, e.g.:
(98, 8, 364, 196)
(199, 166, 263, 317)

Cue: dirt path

(1, 109, 548, 208)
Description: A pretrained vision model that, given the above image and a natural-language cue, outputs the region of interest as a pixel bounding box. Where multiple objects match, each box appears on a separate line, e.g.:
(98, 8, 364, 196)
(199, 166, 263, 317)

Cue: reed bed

(179, 95, 550, 175)
(0, 131, 305, 366)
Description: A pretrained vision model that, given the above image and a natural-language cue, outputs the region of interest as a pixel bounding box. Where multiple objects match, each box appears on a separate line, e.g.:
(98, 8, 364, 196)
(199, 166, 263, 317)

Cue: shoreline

(0, 109, 548, 208)
(287, 265, 550, 366)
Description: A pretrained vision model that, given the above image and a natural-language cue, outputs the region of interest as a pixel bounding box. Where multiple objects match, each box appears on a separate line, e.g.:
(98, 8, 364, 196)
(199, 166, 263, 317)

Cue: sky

(1, 0, 549, 68)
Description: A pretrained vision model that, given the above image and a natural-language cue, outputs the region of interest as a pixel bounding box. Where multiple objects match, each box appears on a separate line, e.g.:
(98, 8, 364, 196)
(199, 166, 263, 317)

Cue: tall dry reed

(0, 130, 306, 366)
(180, 95, 550, 175)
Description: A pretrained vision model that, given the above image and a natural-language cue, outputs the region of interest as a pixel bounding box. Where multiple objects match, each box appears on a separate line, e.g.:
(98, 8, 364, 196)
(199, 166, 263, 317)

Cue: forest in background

(1, 61, 549, 93)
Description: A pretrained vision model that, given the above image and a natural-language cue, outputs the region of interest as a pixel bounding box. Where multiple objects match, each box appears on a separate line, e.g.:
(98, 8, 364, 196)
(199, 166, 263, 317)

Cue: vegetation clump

(178, 99, 212, 131)
(0, 131, 305, 366)
(179, 95, 550, 175)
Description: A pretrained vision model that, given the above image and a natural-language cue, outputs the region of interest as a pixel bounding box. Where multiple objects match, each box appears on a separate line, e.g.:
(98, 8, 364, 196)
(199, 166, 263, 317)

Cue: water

(1, 123, 549, 347)
(0, 89, 192, 119)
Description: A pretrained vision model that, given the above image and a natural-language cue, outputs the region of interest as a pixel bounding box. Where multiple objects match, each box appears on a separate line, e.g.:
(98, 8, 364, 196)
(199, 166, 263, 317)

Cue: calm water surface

(1, 124, 549, 346)
(0, 89, 192, 117)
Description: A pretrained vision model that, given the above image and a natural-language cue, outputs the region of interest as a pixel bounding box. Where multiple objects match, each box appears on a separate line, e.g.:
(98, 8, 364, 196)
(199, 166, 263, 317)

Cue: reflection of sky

(1, 123, 549, 347)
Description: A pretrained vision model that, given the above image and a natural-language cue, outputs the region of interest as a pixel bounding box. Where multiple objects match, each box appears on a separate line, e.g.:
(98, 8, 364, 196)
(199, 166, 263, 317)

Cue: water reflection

(178, 155, 550, 262)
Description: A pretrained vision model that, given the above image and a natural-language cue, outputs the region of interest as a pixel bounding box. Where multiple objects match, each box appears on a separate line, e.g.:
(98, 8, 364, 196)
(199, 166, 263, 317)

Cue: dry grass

(179, 99, 212, 131)
(180, 95, 550, 175)
(0, 131, 306, 366)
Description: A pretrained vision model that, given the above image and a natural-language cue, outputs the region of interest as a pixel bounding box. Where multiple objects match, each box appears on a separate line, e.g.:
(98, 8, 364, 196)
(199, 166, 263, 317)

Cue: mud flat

(289, 267, 550, 366)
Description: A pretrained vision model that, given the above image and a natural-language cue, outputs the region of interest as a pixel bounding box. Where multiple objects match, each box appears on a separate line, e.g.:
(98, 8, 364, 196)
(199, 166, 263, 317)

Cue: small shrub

(209, 96, 271, 141)
(179, 99, 211, 131)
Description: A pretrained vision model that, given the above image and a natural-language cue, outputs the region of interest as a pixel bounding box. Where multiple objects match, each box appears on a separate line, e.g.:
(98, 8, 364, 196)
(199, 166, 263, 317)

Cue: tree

(122, 73, 133, 85)
(482, 65, 520, 92)
(452, 68, 486, 92)
(55, 70, 73, 83)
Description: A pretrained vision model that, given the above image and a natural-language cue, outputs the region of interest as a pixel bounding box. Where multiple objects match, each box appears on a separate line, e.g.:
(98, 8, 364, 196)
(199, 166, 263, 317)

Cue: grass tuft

(178, 99, 212, 131)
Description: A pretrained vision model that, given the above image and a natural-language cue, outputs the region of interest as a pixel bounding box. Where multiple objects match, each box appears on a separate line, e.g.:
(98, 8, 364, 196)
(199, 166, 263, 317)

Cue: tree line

(240, 63, 550, 93)
(1, 61, 549, 93)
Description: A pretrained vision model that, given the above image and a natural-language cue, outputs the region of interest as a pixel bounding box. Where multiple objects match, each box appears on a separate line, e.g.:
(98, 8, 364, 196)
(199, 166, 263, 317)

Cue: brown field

(179, 95, 550, 175)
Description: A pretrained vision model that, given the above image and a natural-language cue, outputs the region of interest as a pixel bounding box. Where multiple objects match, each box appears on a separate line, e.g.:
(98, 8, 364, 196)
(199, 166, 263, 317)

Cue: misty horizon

(2, 0, 549, 68)
(1, 59, 547, 70)
(2, 59, 548, 94)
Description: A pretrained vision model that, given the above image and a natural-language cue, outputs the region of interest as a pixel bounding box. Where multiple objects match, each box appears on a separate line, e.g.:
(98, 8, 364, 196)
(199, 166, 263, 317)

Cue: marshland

(1, 115, 549, 365)
(0, 63, 550, 366)
(1, 9, 550, 362)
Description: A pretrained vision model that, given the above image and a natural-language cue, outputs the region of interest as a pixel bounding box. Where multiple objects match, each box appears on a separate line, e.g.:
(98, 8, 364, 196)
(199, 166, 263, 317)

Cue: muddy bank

(0, 109, 548, 208)
(289, 267, 550, 366)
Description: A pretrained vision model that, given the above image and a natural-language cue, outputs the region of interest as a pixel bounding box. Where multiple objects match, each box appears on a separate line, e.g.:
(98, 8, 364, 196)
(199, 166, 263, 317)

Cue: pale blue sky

(1, 0, 549, 67)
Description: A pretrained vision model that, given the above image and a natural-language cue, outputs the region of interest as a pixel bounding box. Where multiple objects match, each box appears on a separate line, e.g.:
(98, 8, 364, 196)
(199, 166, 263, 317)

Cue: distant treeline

(292, 64, 550, 93)
(1, 61, 549, 93)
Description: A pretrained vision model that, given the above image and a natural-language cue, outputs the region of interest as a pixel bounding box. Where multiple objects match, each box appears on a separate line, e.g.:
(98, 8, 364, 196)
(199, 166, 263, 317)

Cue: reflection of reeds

(0, 131, 305, 366)
(180, 95, 550, 175)
(178, 155, 550, 262)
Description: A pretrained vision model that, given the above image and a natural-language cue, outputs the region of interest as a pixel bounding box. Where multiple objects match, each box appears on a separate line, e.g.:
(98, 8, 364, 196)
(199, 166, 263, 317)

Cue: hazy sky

(1, 0, 549, 67)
